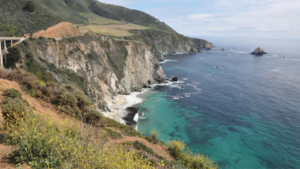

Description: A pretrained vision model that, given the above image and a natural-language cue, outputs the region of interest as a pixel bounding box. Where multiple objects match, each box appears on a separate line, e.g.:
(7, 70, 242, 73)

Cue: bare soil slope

(30, 22, 81, 39)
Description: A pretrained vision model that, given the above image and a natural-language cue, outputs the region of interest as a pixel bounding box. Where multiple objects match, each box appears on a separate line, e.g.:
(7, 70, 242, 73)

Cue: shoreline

(102, 92, 144, 125)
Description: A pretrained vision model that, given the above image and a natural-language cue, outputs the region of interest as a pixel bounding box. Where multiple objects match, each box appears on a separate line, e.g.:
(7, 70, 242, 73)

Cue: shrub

(144, 132, 162, 144)
(82, 107, 102, 123)
(58, 91, 77, 107)
(28, 89, 37, 97)
(1, 98, 26, 123)
(45, 82, 61, 103)
(150, 130, 159, 137)
(42, 95, 51, 103)
(4, 88, 22, 99)
(167, 140, 219, 169)
(75, 90, 91, 110)
(167, 140, 186, 150)
(58, 106, 81, 118)
(5, 47, 21, 69)
(22, 1, 36, 13)
(64, 84, 76, 92)
(150, 130, 159, 144)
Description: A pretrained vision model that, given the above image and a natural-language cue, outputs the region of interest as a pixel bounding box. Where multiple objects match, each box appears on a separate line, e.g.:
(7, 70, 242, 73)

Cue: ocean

(125, 38, 300, 169)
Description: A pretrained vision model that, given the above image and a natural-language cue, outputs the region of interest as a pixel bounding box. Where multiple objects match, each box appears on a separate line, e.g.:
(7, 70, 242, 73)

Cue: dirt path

(0, 144, 15, 169)
(109, 128, 173, 161)
(0, 145, 28, 169)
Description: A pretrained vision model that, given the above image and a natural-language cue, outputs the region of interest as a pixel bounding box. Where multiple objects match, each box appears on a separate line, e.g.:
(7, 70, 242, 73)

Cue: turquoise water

(134, 38, 300, 169)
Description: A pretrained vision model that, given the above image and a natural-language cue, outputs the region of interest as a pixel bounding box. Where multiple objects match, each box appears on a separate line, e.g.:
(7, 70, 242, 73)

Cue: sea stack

(172, 76, 178, 81)
(251, 47, 267, 55)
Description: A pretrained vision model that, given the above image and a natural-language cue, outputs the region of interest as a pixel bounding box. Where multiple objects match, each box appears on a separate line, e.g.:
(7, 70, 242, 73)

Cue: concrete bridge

(0, 37, 26, 66)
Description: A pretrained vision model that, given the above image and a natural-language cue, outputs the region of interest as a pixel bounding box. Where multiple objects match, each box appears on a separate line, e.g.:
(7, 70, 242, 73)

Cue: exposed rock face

(17, 24, 213, 114)
(251, 47, 267, 55)
(30, 22, 81, 39)
(172, 77, 178, 81)
(126, 29, 213, 61)
(18, 31, 164, 111)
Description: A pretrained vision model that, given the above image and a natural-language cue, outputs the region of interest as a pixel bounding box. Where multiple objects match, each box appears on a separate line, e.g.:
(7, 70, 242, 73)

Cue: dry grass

(78, 24, 149, 37)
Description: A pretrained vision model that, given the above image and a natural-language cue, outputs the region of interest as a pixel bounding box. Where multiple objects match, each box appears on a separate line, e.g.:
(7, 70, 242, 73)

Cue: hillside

(0, 0, 178, 38)
(31, 0, 176, 33)
(0, 0, 61, 36)
(89, 1, 177, 33)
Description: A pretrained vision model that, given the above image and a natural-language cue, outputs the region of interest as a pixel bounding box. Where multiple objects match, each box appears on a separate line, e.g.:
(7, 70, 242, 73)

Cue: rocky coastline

(16, 24, 213, 123)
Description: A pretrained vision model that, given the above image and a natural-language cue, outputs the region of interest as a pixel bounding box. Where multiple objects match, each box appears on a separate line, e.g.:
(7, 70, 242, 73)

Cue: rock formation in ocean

(172, 77, 178, 81)
(251, 47, 268, 55)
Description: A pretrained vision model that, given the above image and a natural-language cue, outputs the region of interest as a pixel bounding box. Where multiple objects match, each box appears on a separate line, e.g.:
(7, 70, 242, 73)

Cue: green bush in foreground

(1, 97, 26, 123)
(4, 88, 22, 99)
(167, 140, 219, 169)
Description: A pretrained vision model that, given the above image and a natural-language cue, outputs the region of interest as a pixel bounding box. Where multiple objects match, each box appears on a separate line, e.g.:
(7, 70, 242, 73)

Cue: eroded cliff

(17, 32, 164, 112)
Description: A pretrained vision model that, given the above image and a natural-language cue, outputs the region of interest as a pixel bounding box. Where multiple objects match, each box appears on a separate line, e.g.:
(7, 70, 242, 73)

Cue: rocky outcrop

(18, 31, 164, 112)
(30, 22, 81, 39)
(126, 29, 213, 61)
(17, 23, 213, 114)
(251, 47, 267, 55)
(172, 77, 178, 81)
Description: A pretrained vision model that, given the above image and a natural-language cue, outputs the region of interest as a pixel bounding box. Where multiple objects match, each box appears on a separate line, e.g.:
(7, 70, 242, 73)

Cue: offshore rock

(251, 47, 267, 55)
(172, 77, 178, 81)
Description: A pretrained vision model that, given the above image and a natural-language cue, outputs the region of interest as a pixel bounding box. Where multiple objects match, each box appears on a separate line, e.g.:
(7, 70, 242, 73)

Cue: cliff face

(16, 23, 213, 114)
(126, 29, 213, 61)
(18, 32, 164, 111)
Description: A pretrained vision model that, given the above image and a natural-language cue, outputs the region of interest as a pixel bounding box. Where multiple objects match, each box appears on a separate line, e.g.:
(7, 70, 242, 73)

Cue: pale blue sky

(99, 0, 300, 40)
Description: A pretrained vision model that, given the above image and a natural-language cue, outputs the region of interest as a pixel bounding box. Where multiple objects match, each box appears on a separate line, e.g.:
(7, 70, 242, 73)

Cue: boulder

(172, 76, 178, 81)
(251, 47, 267, 55)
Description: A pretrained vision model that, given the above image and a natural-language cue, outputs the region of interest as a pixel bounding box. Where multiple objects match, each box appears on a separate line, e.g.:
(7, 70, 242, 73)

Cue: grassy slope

(32, 0, 177, 37)
(28, 0, 153, 37)
(91, 1, 177, 33)
(78, 23, 149, 37)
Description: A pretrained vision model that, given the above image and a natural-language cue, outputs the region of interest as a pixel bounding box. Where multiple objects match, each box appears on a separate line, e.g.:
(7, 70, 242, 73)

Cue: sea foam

(160, 60, 178, 64)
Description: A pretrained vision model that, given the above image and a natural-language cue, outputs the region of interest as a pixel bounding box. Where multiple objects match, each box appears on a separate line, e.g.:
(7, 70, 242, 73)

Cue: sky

(98, 0, 300, 40)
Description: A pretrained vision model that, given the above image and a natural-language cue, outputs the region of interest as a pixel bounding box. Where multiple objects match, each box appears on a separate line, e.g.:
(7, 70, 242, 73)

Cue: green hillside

(0, 0, 61, 36)
(0, 0, 177, 37)
(32, 0, 176, 33)
(89, 1, 177, 33)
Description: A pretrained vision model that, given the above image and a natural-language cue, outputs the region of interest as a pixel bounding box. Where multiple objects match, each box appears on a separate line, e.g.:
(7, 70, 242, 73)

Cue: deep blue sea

(135, 38, 300, 169)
